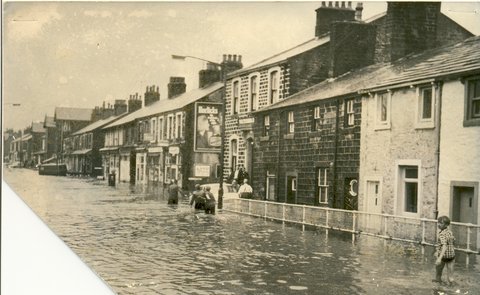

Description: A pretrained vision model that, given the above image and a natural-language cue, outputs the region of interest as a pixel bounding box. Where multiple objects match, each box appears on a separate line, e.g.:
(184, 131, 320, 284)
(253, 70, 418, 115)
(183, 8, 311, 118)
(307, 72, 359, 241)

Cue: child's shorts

(442, 256, 455, 263)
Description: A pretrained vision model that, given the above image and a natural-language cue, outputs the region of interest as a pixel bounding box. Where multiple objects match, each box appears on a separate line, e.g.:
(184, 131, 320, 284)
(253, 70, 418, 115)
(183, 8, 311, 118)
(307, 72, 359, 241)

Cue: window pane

(405, 166, 418, 178)
(473, 100, 480, 118)
(405, 182, 418, 213)
(422, 88, 432, 119)
(381, 95, 388, 121)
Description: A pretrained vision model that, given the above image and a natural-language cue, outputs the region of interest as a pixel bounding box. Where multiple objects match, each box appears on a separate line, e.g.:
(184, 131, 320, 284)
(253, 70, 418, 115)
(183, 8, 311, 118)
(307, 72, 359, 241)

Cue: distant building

(31, 122, 46, 165)
(102, 75, 227, 190)
(63, 100, 128, 176)
(54, 107, 93, 162)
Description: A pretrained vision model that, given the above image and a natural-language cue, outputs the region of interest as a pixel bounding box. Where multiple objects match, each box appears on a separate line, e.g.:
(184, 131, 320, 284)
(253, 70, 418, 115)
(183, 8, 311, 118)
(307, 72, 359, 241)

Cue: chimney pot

(322, 1, 326, 7)
(348, 1, 351, 8)
(341, 2, 345, 8)
(328, 2, 333, 7)
(239, 55, 242, 62)
(335, 1, 339, 8)
(233, 54, 237, 62)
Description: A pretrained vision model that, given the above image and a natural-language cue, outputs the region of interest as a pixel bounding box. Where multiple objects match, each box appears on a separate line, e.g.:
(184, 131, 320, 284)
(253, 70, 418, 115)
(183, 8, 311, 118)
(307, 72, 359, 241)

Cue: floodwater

(4, 168, 479, 295)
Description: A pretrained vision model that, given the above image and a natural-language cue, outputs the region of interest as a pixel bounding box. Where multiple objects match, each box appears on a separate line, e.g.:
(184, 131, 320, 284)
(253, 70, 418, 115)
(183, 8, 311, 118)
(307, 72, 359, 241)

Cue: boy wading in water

(433, 215, 455, 285)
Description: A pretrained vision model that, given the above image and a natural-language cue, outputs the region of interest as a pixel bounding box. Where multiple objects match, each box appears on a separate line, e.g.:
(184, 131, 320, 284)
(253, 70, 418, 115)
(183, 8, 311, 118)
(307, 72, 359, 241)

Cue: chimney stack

(355, 2, 363, 20)
(315, 1, 356, 37)
(221, 54, 243, 80)
(128, 94, 142, 113)
(199, 62, 221, 88)
(168, 77, 187, 99)
(114, 99, 127, 116)
(144, 84, 160, 106)
(379, 2, 441, 63)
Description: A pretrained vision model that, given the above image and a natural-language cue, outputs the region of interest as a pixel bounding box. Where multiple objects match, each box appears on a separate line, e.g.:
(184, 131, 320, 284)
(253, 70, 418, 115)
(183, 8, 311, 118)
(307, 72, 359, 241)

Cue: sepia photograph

(2, 1, 480, 294)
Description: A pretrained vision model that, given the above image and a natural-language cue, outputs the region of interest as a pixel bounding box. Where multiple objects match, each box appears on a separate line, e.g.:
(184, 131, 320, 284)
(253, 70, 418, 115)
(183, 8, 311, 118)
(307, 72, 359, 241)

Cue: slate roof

(54, 107, 92, 121)
(104, 82, 223, 129)
(72, 113, 128, 135)
(256, 36, 480, 113)
(31, 122, 46, 133)
(231, 36, 330, 76)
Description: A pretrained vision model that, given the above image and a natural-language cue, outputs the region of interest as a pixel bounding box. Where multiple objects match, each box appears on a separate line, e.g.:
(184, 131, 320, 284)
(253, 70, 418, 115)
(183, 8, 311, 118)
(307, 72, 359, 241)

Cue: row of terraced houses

(5, 2, 479, 225)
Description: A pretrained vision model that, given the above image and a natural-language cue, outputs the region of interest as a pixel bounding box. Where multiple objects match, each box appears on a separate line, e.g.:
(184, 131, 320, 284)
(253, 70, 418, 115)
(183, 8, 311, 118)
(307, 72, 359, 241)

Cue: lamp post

(171, 54, 226, 209)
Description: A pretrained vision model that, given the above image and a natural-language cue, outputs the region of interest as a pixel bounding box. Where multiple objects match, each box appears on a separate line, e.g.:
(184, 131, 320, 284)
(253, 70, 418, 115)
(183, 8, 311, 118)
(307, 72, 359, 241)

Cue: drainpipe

(332, 99, 340, 208)
(434, 81, 443, 219)
(276, 110, 284, 202)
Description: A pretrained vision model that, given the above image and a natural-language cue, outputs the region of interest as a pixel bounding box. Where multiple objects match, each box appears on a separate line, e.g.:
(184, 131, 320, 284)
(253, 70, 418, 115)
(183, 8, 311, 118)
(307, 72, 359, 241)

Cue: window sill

(463, 118, 480, 127)
(283, 134, 295, 140)
(414, 121, 435, 130)
(374, 123, 391, 131)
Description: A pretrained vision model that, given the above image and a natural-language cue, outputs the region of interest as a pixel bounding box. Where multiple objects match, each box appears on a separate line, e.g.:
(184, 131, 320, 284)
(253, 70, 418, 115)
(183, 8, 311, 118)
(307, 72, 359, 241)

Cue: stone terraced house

(223, 1, 473, 210)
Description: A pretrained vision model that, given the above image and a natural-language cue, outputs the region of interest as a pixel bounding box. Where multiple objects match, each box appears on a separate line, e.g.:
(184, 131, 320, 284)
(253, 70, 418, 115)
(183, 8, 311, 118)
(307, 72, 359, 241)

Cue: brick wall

(253, 95, 361, 208)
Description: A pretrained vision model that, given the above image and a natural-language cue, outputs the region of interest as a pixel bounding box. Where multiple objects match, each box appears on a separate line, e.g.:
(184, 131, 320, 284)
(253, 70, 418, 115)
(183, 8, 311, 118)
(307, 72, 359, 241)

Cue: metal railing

(223, 199, 480, 263)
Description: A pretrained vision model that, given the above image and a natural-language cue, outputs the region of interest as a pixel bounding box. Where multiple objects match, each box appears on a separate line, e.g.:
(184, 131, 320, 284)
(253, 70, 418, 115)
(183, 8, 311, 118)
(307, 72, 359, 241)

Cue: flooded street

(4, 168, 479, 295)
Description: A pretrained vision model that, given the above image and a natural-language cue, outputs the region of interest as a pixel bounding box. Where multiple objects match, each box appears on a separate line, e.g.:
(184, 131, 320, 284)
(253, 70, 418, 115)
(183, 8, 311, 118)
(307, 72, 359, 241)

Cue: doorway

(286, 175, 297, 204)
(245, 138, 254, 180)
(364, 180, 382, 234)
(451, 185, 477, 224)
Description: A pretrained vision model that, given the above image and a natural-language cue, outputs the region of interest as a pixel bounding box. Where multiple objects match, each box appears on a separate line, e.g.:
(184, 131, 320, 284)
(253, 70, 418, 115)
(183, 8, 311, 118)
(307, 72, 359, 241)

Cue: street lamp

(171, 54, 226, 209)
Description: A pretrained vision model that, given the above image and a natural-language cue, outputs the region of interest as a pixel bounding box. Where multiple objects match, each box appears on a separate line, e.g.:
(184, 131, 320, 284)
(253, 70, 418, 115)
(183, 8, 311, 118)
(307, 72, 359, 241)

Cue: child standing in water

(433, 215, 455, 285)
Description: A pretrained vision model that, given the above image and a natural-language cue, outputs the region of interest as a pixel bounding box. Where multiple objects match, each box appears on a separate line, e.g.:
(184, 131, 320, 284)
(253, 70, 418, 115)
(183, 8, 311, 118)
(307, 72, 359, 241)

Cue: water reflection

(4, 169, 479, 295)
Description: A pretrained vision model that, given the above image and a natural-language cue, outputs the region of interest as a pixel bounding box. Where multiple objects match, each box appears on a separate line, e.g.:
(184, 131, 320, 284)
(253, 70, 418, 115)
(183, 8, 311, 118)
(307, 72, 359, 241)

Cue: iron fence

(223, 199, 480, 263)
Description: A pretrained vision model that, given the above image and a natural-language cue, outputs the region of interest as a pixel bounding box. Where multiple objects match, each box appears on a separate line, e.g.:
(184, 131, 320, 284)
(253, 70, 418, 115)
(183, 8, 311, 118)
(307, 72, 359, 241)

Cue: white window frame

(317, 167, 329, 204)
(375, 91, 392, 130)
(346, 99, 355, 126)
(395, 159, 422, 218)
(287, 111, 294, 134)
(151, 118, 157, 142)
(248, 73, 259, 112)
(175, 112, 182, 139)
(158, 116, 164, 140)
(415, 85, 435, 129)
(268, 67, 281, 105)
(264, 115, 270, 136)
(232, 79, 240, 115)
(167, 114, 174, 139)
(229, 135, 239, 173)
(464, 76, 480, 126)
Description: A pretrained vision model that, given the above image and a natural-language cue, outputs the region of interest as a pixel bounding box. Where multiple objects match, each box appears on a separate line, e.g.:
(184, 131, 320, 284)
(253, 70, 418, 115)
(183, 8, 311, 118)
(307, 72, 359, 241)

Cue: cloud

(4, 4, 62, 41)
(128, 10, 153, 18)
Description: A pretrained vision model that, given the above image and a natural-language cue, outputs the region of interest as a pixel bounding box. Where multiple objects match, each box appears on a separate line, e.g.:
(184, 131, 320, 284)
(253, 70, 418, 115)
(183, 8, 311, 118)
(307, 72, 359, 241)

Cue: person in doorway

(433, 215, 456, 285)
(238, 179, 253, 199)
(168, 180, 181, 205)
(190, 184, 206, 210)
(204, 186, 216, 215)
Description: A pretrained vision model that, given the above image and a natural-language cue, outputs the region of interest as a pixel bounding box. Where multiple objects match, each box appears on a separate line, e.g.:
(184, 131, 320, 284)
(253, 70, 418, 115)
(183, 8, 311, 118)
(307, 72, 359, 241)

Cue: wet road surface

(4, 168, 479, 294)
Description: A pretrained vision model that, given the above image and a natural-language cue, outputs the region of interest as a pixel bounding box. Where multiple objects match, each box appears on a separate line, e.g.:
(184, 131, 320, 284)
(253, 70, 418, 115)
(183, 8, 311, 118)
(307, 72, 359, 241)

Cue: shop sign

(194, 165, 210, 177)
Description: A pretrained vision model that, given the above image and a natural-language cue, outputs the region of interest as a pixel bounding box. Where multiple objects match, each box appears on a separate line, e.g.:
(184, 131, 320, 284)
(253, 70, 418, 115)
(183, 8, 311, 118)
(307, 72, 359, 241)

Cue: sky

(3, 1, 480, 131)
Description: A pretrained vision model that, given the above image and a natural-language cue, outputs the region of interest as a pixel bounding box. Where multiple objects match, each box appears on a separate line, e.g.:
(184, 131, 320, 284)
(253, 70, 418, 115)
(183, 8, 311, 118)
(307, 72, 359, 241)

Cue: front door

(365, 180, 382, 234)
(286, 176, 297, 204)
(452, 186, 476, 224)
